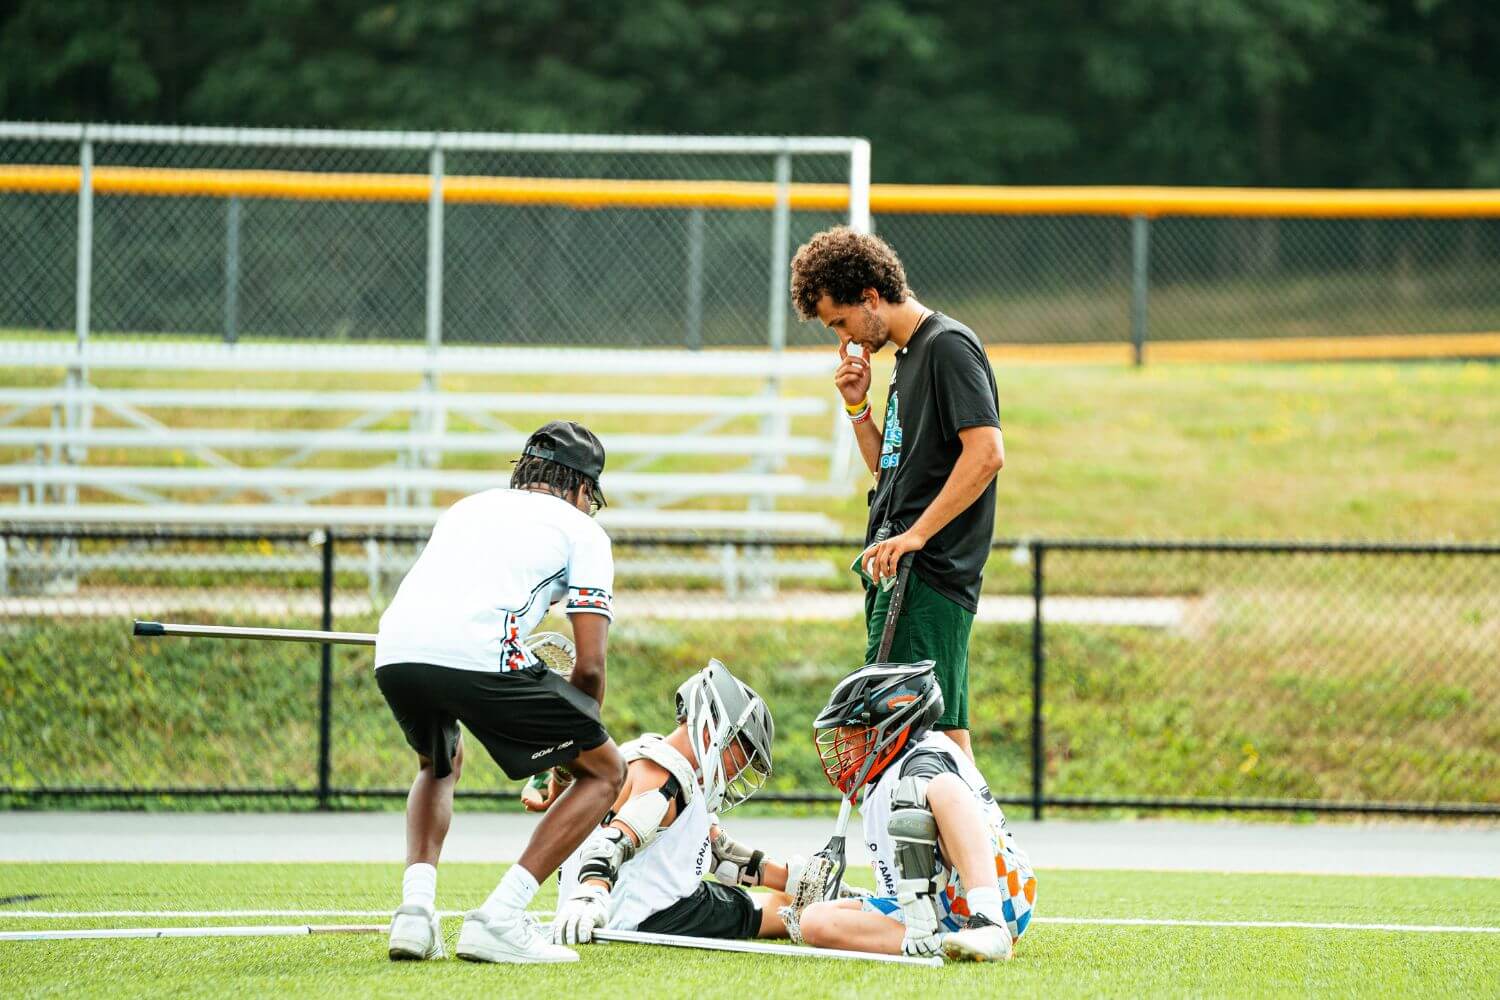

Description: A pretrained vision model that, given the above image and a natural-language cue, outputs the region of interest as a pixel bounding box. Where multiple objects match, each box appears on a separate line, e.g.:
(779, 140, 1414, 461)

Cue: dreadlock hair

(510, 454, 601, 509)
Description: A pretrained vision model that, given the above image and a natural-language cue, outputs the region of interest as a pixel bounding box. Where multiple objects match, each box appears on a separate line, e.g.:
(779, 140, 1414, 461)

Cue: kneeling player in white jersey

(794, 661, 1037, 963)
(549, 660, 802, 944)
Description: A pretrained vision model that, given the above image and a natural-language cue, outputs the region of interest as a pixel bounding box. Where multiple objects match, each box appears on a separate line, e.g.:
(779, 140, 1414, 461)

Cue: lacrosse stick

(133, 621, 576, 677)
(814, 550, 916, 902)
(136, 618, 579, 807)
(133, 620, 374, 645)
(524, 630, 575, 677)
(516, 631, 579, 806)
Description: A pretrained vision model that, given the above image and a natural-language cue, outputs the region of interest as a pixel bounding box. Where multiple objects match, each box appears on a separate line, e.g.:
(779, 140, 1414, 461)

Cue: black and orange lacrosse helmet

(812, 660, 943, 800)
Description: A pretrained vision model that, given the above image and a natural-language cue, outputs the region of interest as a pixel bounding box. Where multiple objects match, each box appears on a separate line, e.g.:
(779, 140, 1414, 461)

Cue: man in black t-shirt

(790, 228, 1004, 757)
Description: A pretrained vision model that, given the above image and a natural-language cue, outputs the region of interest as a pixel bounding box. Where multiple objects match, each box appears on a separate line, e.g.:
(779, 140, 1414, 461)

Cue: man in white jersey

(376, 420, 627, 965)
(548, 660, 805, 944)
(792, 661, 1037, 963)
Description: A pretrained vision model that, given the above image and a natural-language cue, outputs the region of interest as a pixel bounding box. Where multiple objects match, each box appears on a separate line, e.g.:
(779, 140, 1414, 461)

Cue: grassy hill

(3, 349, 1497, 542)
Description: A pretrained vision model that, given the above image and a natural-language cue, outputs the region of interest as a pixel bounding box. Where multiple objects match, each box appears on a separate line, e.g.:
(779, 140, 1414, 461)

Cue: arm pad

(613, 784, 675, 850)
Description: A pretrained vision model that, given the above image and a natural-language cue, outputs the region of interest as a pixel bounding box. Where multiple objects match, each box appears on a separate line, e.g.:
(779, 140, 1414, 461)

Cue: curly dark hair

(789, 227, 909, 321)
(510, 455, 605, 513)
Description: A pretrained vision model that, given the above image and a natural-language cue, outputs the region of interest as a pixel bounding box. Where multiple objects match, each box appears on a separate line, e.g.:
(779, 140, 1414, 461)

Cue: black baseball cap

(521, 420, 607, 501)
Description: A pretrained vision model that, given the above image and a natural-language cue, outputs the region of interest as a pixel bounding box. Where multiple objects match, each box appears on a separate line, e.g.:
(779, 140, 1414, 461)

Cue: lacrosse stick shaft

(875, 552, 914, 662)
(821, 795, 854, 901)
(593, 927, 942, 967)
(133, 620, 375, 646)
(816, 553, 914, 901)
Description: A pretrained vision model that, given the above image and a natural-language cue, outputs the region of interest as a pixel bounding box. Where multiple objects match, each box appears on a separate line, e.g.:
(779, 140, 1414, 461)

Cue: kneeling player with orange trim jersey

(545, 660, 815, 945)
(791, 661, 1037, 963)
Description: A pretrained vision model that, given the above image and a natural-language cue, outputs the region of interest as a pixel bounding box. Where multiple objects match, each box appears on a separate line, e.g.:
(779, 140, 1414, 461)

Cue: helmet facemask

(812, 661, 942, 801)
(677, 659, 775, 814)
(720, 731, 772, 812)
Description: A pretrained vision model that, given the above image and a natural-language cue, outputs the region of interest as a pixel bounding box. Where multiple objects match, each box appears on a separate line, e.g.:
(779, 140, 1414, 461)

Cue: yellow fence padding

(3, 164, 1500, 217)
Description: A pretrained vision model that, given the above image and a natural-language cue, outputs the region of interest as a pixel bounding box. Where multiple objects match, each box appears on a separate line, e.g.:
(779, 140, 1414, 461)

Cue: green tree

(3, 0, 1498, 186)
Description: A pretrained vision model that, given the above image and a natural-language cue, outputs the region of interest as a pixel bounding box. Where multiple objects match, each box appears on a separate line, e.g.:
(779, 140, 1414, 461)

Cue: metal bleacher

(0, 340, 855, 594)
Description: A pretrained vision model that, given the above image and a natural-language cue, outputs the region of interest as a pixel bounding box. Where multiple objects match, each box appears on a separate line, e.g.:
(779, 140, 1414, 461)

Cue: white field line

(0, 909, 547, 919)
(1, 910, 1495, 936)
(1037, 916, 1500, 934)
(1, 924, 383, 942)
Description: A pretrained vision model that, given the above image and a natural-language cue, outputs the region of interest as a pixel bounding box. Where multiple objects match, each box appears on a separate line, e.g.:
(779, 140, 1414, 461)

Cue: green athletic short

(864, 571, 974, 731)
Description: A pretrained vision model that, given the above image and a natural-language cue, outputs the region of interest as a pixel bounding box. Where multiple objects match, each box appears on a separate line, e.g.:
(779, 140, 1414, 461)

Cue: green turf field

(2, 863, 1496, 998)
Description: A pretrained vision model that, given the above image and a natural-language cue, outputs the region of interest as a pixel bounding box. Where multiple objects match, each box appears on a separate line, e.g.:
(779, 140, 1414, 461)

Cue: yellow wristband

(844, 397, 870, 415)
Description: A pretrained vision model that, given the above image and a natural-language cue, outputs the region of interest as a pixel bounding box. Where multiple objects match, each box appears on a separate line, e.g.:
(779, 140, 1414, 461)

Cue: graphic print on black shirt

(880, 393, 903, 472)
(866, 313, 1001, 613)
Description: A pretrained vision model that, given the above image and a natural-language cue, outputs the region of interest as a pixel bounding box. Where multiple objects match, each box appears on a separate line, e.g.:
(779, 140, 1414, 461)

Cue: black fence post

(317, 527, 335, 810)
(1030, 540, 1046, 820)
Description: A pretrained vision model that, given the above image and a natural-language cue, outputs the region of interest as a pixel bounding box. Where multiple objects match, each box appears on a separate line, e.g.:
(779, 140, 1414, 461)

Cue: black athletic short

(376, 662, 609, 780)
(636, 881, 759, 940)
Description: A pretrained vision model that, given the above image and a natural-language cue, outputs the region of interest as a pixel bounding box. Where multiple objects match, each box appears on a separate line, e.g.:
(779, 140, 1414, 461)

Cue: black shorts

(376, 662, 609, 780)
(636, 881, 759, 940)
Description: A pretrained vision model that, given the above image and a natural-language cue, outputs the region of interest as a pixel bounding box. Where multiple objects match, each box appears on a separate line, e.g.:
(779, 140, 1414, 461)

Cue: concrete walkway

(2, 813, 1496, 877)
(1, 591, 1187, 627)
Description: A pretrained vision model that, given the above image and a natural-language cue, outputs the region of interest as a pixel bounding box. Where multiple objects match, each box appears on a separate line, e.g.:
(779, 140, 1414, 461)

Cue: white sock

(481, 865, 539, 919)
(965, 886, 1007, 927)
(402, 863, 437, 910)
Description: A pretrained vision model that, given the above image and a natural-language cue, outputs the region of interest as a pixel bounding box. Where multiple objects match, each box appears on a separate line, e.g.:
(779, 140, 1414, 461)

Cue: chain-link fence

(877, 211, 1500, 355)
(0, 123, 862, 349)
(2, 526, 1494, 816)
(5, 123, 1499, 356)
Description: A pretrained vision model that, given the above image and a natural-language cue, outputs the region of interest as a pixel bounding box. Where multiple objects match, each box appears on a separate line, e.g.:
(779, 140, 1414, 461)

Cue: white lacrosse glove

(710, 826, 765, 887)
(898, 889, 943, 957)
(551, 883, 610, 945)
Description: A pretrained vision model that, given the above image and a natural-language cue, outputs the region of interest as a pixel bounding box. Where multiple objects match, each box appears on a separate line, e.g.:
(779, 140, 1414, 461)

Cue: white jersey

(861, 731, 1034, 930)
(558, 784, 712, 932)
(375, 488, 614, 673)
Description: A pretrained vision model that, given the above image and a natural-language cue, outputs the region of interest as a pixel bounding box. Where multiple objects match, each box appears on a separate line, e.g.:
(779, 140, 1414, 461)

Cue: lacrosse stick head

(813, 660, 942, 799)
(524, 631, 576, 678)
(675, 659, 775, 814)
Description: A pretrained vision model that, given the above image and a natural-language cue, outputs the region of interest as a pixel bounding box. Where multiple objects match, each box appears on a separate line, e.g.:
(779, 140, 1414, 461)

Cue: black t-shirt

(866, 312, 1001, 613)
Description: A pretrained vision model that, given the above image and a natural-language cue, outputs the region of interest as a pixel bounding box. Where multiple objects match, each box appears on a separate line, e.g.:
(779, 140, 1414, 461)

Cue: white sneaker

(456, 909, 579, 964)
(942, 913, 1013, 963)
(388, 903, 444, 961)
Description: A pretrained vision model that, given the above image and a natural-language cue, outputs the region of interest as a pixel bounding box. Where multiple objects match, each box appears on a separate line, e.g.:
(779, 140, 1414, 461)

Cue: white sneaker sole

(942, 934, 1012, 963)
(456, 932, 578, 964)
(388, 934, 437, 961)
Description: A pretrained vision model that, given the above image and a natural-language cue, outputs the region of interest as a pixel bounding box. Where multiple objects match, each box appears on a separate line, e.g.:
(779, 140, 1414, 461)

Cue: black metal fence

(1, 525, 1495, 818)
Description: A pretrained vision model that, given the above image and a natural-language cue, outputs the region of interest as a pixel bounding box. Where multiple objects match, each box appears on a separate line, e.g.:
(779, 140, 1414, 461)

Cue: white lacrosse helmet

(674, 659, 774, 814)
